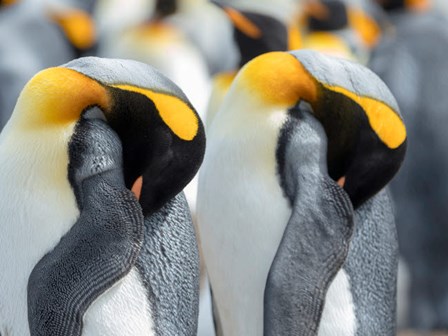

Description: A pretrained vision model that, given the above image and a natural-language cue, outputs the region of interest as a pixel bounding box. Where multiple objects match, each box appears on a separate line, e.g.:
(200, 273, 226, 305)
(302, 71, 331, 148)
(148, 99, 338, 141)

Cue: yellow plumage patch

(348, 8, 381, 48)
(240, 52, 318, 107)
(303, 32, 355, 60)
(224, 7, 262, 39)
(112, 85, 199, 141)
(49, 9, 96, 50)
(15, 67, 110, 128)
(325, 85, 406, 149)
(287, 23, 303, 50)
(405, 0, 430, 11)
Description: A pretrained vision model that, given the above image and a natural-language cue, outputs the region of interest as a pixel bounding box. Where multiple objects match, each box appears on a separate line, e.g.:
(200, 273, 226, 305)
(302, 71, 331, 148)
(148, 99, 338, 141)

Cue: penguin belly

(318, 269, 357, 336)
(82, 268, 155, 335)
(198, 115, 291, 336)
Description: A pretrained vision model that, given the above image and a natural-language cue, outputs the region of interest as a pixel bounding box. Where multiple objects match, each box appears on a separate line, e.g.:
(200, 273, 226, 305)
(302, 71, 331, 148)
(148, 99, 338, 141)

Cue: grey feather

(344, 188, 398, 335)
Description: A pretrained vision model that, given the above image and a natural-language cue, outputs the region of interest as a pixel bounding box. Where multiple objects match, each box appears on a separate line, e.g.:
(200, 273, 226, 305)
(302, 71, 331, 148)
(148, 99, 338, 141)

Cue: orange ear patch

(405, 0, 430, 11)
(49, 9, 97, 50)
(223, 7, 262, 39)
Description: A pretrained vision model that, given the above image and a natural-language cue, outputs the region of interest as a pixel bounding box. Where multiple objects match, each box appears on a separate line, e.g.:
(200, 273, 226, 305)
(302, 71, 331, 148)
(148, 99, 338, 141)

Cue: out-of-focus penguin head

(306, 0, 349, 32)
(7, 57, 205, 215)
(374, 0, 431, 12)
(214, 3, 288, 68)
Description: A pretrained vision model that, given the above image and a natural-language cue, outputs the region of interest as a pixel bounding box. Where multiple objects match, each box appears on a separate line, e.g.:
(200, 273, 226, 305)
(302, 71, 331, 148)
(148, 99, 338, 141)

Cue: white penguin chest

(198, 111, 291, 336)
(0, 160, 80, 336)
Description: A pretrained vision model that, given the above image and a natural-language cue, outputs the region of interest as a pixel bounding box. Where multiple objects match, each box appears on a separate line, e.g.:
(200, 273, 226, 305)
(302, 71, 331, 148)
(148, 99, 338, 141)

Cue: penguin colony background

(0, 0, 447, 335)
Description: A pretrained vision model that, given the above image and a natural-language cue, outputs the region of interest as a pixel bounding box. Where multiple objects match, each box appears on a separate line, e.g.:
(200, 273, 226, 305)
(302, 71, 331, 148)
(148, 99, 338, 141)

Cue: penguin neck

(0, 124, 76, 191)
(212, 88, 288, 136)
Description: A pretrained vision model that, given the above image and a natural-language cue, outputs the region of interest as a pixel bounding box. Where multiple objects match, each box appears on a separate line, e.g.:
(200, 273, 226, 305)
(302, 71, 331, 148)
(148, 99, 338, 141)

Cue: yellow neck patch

(325, 85, 406, 149)
(2, 0, 18, 6)
(133, 21, 182, 43)
(214, 71, 237, 94)
(224, 7, 262, 39)
(112, 85, 199, 141)
(49, 9, 96, 50)
(303, 32, 355, 60)
(287, 23, 303, 50)
(348, 8, 381, 48)
(405, 0, 430, 12)
(240, 52, 318, 107)
(15, 67, 110, 128)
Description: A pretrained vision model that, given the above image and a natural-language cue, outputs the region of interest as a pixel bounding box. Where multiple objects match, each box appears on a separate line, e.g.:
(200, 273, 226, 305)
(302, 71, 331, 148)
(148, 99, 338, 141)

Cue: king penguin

(197, 49, 406, 335)
(369, 0, 448, 329)
(0, 57, 205, 335)
(205, 3, 290, 128)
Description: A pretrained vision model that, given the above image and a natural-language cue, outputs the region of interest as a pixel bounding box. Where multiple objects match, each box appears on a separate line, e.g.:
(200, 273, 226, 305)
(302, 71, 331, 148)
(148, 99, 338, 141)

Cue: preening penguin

(197, 50, 406, 335)
(0, 57, 205, 335)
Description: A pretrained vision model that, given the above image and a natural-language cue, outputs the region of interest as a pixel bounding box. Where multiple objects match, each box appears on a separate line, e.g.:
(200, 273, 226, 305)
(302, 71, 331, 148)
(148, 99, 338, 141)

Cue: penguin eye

(82, 106, 106, 121)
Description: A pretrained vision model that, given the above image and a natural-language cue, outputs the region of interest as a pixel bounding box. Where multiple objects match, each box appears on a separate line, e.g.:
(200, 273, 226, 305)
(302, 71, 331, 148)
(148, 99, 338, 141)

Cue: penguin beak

(131, 176, 143, 200)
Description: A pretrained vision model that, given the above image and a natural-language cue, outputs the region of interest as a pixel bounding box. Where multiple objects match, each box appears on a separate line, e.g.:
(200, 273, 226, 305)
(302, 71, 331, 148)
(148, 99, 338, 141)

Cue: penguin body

(0, 57, 204, 335)
(197, 50, 405, 335)
(369, 4, 448, 329)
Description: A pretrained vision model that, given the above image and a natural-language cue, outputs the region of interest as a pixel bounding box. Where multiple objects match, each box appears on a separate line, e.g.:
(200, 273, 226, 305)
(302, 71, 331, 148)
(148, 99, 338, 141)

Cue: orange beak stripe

(131, 176, 143, 200)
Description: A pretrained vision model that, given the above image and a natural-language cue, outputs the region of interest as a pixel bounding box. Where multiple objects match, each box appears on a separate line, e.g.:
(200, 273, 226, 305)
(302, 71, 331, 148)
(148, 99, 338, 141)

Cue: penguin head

(215, 3, 288, 68)
(305, 0, 349, 32)
(8, 57, 205, 215)
(374, 0, 431, 12)
(153, 0, 178, 19)
(230, 50, 406, 208)
(0, 0, 18, 8)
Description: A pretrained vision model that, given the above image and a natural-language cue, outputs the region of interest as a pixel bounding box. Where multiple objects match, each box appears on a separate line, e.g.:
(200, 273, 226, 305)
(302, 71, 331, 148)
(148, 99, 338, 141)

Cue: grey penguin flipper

(136, 191, 200, 336)
(27, 117, 144, 336)
(264, 107, 354, 335)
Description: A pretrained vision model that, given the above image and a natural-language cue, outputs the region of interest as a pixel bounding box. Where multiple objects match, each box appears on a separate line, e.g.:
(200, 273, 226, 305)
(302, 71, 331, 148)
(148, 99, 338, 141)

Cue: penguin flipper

(27, 118, 144, 336)
(264, 109, 354, 334)
(135, 191, 200, 335)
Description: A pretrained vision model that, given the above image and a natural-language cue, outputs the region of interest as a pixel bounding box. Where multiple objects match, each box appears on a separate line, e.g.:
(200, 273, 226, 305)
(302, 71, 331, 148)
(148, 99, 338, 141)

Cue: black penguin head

(306, 0, 349, 32)
(214, 2, 288, 68)
(374, 0, 430, 12)
(11, 57, 205, 216)
(154, 0, 177, 19)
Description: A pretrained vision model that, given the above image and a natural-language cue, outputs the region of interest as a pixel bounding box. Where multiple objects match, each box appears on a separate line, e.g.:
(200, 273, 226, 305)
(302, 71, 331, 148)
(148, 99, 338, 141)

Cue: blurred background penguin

(369, 0, 448, 332)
